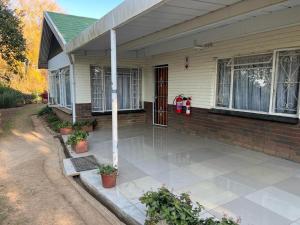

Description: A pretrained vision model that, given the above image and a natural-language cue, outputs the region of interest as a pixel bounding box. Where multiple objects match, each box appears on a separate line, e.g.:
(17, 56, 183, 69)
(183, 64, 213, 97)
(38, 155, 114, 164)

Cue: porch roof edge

(65, 0, 167, 53)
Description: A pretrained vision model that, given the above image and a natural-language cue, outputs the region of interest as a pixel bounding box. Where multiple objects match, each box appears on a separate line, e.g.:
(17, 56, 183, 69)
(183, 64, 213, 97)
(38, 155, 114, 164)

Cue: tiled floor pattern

(70, 125, 300, 225)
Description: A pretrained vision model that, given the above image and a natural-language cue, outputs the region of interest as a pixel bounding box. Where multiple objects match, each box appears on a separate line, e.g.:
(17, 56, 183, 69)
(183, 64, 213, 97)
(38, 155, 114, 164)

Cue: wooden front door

(154, 65, 168, 126)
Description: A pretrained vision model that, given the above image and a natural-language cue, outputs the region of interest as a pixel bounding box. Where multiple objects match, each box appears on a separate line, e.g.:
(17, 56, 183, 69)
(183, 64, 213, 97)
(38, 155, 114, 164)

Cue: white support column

(70, 54, 77, 124)
(110, 29, 118, 169)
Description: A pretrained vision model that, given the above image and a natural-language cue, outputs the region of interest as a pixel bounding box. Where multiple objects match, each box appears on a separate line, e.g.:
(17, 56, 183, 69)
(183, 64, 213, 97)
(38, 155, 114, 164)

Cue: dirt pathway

(0, 104, 122, 225)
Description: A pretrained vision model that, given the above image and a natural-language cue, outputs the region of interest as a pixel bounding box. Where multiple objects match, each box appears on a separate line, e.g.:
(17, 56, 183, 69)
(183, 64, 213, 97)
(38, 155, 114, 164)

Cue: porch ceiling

(68, 0, 300, 56)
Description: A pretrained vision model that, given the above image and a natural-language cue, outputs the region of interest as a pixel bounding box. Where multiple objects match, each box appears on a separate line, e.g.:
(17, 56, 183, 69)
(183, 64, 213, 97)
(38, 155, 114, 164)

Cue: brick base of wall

(144, 101, 300, 163)
(75, 103, 146, 128)
(52, 107, 72, 122)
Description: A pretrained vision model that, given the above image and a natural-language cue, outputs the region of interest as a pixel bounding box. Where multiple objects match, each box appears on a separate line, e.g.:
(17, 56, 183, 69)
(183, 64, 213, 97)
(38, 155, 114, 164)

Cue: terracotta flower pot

(81, 125, 93, 132)
(73, 140, 88, 154)
(101, 173, 117, 188)
(60, 127, 73, 135)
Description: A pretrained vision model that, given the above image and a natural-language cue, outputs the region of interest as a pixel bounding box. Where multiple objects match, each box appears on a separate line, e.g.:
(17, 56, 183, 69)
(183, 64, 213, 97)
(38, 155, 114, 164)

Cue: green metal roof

(46, 11, 98, 43)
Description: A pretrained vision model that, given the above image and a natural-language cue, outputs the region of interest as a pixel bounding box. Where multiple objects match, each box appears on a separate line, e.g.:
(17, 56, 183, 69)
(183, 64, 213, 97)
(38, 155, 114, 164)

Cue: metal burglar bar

(90, 67, 142, 112)
(153, 65, 168, 126)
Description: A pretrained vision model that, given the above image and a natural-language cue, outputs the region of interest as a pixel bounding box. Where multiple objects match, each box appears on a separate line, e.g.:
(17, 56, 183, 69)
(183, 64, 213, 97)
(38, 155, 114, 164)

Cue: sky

(56, 0, 124, 18)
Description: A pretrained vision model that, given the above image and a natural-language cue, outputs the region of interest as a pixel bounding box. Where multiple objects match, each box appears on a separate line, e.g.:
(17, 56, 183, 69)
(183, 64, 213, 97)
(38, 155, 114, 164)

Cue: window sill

(209, 108, 299, 124)
(91, 109, 145, 116)
(49, 105, 72, 115)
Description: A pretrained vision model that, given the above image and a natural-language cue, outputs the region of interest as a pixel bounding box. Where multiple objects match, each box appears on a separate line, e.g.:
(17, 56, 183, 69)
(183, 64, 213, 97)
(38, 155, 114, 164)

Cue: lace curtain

(232, 54, 273, 112)
(91, 66, 142, 112)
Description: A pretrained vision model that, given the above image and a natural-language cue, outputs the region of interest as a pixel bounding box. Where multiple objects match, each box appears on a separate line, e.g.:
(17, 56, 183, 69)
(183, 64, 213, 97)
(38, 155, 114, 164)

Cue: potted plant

(73, 120, 96, 132)
(66, 130, 89, 154)
(58, 121, 73, 135)
(99, 164, 118, 188)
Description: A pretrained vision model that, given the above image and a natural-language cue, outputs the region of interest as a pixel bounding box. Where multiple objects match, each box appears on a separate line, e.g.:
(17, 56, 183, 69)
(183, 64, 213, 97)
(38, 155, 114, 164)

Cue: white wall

(144, 25, 300, 108)
(48, 51, 70, 71)
(73, 25, 300, 108)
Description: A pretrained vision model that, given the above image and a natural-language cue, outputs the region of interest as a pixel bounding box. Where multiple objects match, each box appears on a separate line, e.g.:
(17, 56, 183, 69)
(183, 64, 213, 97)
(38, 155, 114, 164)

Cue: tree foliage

(0, 0, 61, 94)
(0, 0, 26, 73)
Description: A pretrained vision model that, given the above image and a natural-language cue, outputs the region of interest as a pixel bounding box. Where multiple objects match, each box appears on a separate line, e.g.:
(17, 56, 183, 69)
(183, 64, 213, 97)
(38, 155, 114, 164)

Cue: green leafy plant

(38, 106, 52, 116)
(46, 114, 60, 123)
(99, 164, 117, 175)
(57, 121, 73, 129)
(73, 120, 96, 129)
(50, 120, 61, 132)
(140, 187, 203, 225)
(200, 217, 240, 225)
(66, 130, 89, 146)
(0, 86, 24, 108)
(140, 187, 240, 225)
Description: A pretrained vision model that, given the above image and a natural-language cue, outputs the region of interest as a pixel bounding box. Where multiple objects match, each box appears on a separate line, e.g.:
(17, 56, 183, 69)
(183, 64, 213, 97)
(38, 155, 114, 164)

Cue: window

(233, 54, 272, 112)
(216, 49, 300, 116)
(275, 50, 300, 114)
(49, 66, 71, 109)
(90, 66, 142, 112)
(216, 59, 231, 107)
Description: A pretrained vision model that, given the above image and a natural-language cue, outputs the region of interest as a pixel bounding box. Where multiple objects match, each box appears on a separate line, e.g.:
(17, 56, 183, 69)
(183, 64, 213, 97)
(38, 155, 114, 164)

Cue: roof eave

(65, 0, 167, 53)
(38, 12, 68, 69)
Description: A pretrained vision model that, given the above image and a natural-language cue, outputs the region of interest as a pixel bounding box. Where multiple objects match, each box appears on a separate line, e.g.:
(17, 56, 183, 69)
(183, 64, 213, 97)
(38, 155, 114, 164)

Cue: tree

(8, 0, 61, 94)
(0, 0, 26, 74)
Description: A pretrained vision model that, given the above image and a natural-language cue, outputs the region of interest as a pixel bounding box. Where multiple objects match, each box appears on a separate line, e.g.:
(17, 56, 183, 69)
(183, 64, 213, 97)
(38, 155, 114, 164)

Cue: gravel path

(0, 104, 122, 225)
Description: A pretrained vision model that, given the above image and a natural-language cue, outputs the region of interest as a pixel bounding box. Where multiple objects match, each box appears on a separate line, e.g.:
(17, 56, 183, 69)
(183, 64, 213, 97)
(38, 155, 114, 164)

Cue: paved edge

(34, 115, 124, 225)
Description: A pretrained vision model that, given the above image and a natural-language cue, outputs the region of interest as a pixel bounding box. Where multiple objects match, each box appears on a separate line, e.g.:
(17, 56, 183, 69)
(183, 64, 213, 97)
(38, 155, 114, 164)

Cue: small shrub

(73, 120, 96, 130)
(66, 130, 89, 146)
(38, 106, 52, 116)
(140, 187, 203, 225)
(99, 164, 117, 175)
(57, 121, 73, 129)
(0, 86, 24, 108)
(200, 217, 240, 225)
(50, 120, 61, 132)
(47, 114, 60, 123)
(140, 187, 240, 225)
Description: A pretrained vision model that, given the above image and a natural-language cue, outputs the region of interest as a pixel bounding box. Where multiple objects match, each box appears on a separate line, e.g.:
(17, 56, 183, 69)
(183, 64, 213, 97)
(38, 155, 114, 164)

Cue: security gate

(153, 65, 168, 126)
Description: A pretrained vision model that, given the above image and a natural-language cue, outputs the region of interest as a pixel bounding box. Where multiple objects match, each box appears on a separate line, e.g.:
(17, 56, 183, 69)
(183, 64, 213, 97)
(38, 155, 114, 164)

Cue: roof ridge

(46, 11, 98, 21)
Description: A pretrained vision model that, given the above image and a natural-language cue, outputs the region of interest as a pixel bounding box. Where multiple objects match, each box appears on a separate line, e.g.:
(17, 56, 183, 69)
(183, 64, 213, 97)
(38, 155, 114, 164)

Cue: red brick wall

(144, 101, 300, 162)
(76, 103, 146, 128)
(52, 107, 72, 122)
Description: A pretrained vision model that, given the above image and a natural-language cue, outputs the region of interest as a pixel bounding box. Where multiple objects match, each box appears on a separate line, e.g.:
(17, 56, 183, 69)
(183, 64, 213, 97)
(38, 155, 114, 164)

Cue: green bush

(50, 120, 61, 132)
(38, 106, 53, 116)
(57, 121, 73, 129)
(73, 119, 97, 130)
(0, 86, 24, 108)
(0, 86, 42, 108)
(66, 130, 89, 146)
(47, 114, 60, 123)
(140, 187, 240, 225)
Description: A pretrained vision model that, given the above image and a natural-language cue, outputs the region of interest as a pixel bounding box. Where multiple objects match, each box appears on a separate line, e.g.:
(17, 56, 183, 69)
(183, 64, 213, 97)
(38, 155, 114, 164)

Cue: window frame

(48, 66, 72, 110)
(214, 48, 300, 118)
(90, 65, 144, 113)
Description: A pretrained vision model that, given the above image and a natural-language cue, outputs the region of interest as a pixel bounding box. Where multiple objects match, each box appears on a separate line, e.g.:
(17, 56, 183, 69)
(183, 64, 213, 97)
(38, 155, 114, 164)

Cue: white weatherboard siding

(48, 52, 70, 71)
(74, 55, 146, 103)
(73, 25, 300, 108)
(144, 25, 300, 109)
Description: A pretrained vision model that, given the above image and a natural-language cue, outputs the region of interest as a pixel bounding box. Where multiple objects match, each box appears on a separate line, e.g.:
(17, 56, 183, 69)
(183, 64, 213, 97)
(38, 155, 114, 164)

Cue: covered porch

(65, 125, 300, 225)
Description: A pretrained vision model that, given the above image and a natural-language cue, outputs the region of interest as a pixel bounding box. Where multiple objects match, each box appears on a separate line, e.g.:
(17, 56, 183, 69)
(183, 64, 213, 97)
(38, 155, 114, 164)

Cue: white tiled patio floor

(77, 125, 300, 225)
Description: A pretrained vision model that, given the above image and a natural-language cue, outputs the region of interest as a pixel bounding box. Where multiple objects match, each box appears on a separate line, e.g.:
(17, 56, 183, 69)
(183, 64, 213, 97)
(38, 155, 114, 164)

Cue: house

(38, 0, 300, 163)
